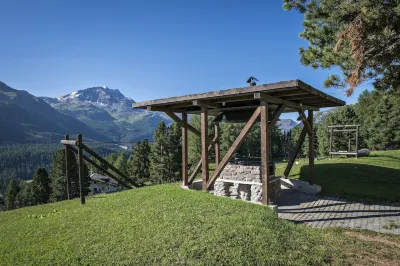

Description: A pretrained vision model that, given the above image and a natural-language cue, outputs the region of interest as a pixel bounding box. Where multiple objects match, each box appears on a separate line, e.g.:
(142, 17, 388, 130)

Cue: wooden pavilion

(133, 80, 345, 205)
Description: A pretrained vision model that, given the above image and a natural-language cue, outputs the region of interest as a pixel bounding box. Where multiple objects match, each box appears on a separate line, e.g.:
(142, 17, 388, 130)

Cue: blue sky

(0, 0, 370, 120)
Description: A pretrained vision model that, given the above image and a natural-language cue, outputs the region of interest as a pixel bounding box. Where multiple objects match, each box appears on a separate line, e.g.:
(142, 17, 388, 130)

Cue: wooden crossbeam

(164, 110, 214, 144)
(68, 146, 131, 189)
(165, 111, 201, 136)
(80, 143, 137, 187)
(211, 95, 255, 104)
(193, 100, 220, 108)
(207, 107, 261, 189)
(215, 122, 220, 164)
(270, 104, 285, 128)
(60, 140, 78, 146)
(188, 136, 217, 185)
(254, 92, 319, 111)
(189, 105, 258, 115)
(147, 106, 184, 113)
(283, 127, 307, 178)
(297, 109, 312, 135)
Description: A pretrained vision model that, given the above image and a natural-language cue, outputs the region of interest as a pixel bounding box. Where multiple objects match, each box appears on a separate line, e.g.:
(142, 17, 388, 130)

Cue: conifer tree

(32, 168, 51, 204)
(128, 139, 151, 186)
(5, 178, 19, 210)
(283, 0, 400, 95)
(168, 122, 182, 181)
(114, 153, 129, 176)
(150, 122, 174, 183)
(50, 149, 79, 202)
(15, 180, 34, 208)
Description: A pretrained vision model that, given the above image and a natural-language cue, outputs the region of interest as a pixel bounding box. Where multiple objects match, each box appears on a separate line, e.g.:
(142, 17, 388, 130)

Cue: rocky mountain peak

(57, 86, 133, 105)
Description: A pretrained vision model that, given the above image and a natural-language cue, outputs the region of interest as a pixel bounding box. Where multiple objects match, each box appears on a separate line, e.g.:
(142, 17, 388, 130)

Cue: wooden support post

(201, 106, 209, 190)
(283, 127, 307, 178)
(207, 108, 261, 189)
(260, 100, 270, 205)
(348, 137, 351, 152)
(329, 127, 333, 159)
(64, 135, 71, 200)
(215, 122, 220, 164)
(77, 134, 85, 204)
(308, 110, 315, 184)
(182, 112, 188, 185)
(355, 125, 359, 158)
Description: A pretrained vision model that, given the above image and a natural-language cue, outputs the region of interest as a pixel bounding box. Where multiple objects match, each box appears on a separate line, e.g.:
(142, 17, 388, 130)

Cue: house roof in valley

(90, 173, 118, 187)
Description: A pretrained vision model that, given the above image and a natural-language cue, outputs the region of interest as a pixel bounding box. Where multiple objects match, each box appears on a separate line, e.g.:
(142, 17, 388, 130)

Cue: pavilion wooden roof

(132, 80, 345, 116)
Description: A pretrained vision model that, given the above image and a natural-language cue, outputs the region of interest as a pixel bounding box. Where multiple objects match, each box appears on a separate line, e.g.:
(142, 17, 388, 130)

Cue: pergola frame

(328, 125, 360, 158)
(133, 80, 345, 205)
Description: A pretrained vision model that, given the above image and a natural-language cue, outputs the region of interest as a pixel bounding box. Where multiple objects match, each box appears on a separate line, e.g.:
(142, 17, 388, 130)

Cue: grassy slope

(274, 150, 400, 202)
(1, 185, 400, 265)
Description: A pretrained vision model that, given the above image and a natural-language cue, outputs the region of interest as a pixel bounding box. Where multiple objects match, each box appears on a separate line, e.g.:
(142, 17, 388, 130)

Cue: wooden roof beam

(193, 100, 221, 108)
(147, 106, 186, 113)
(296, 80, 345, 106)
(189, 105, 260, 115)
(254, 93, 319, 111)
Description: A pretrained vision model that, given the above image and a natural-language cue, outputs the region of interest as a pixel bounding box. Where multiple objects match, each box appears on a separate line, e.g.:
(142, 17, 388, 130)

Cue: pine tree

(150, 122, 174, 184)
(15, 180, 34, 208)
(283, 0, 400, 95)
(114, 153, 129, 176)
(128, 139, 151, 186)
(5, 178, 19, 210)
(32, 168, 51, 204)
(168, 122, 182, 181)
(50, 149, 79, 202)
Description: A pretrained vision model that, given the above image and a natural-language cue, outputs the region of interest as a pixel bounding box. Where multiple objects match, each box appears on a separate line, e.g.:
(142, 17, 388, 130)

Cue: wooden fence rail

(61, 134, 135, 204)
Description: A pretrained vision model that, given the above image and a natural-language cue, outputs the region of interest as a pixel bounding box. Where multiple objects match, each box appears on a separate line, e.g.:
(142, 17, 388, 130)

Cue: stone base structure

(214, 164, 280, 204)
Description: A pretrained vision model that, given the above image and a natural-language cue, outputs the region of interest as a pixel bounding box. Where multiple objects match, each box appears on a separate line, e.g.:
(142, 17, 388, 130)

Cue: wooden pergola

(133, 80, 345, 205)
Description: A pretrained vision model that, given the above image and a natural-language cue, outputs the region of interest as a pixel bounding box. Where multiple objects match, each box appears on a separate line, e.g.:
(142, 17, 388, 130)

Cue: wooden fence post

(77, 134, 85, 204)
(182, 112, 188, 186)
(65, 135, 71, 200)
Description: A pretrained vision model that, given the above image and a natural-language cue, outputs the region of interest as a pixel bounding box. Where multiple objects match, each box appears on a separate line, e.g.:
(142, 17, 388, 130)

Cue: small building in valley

(89, 173, 119, 194)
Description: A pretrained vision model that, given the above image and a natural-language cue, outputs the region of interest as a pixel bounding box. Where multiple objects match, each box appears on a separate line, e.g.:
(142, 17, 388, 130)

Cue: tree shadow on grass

(299, 163, 400, 203)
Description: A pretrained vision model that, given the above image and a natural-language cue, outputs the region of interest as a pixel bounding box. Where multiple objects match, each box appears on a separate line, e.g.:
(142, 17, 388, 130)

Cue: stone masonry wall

(213, 164, 280, 204)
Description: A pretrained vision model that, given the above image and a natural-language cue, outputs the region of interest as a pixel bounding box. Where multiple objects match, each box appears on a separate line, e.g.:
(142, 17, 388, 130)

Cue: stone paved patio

(276, 188, 400, 235)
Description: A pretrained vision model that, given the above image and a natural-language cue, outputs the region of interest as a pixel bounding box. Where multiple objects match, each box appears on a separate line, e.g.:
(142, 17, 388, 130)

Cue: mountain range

(2, 81, 331, 144)
(0, 81, 170, 144)
(276, 119, 298, 133)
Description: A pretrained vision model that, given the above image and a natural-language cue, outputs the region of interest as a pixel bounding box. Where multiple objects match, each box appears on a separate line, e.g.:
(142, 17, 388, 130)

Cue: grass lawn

(273, 150, 400, 202)
(1, 185, 400, 265)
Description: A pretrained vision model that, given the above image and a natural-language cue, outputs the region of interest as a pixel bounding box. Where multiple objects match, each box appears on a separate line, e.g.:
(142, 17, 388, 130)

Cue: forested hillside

(0, 143, 125, 195)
